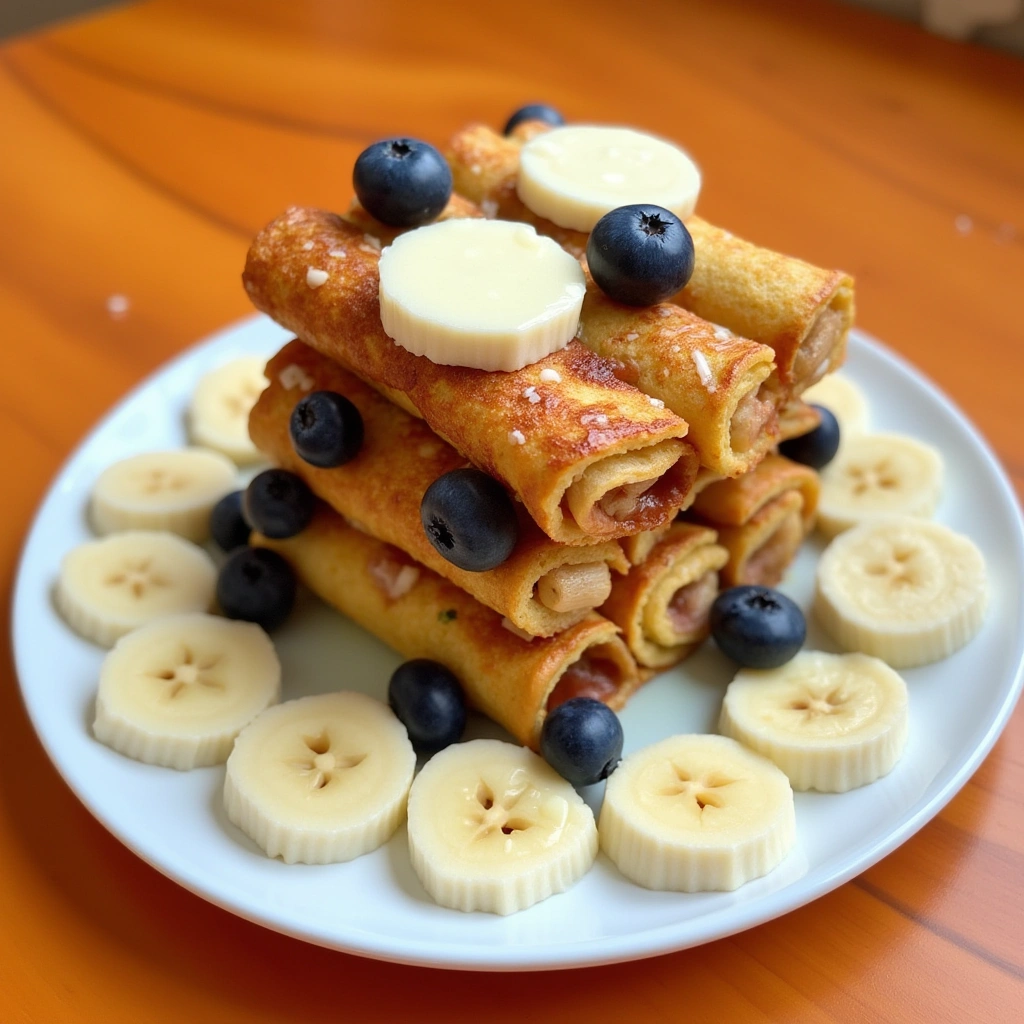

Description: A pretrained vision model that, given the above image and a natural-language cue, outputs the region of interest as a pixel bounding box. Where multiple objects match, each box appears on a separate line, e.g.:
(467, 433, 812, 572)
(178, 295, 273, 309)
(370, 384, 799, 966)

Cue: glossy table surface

(1, 0, 1022, 1019)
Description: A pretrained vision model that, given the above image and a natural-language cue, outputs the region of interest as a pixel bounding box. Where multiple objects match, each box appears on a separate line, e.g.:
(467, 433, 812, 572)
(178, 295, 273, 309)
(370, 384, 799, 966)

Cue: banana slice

(815, 517, 988, 668)
(517, 125, 702, 232)
(406, 739, 598, 915)
(800, 374, 869, 437)
(90, 448, 237, 542)
(94, 613, 280, 769)
(378, 219, 585, 372)
(55, 530, 217, 647)
(598, 734, 794, 892)
(816, 433, 943, 538)
(719, 651, 909, 792)
(188, 356, 269, 465)
(224, 692, 415, 865)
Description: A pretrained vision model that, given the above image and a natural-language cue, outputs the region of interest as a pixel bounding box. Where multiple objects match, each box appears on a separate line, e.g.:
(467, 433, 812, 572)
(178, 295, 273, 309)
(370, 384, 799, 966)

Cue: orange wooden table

(2, 0, 1022, 1018)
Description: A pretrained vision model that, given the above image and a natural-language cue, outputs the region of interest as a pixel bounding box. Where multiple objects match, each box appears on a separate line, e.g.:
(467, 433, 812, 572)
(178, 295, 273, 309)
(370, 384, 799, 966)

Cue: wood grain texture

(0, 0, 1021, 1019)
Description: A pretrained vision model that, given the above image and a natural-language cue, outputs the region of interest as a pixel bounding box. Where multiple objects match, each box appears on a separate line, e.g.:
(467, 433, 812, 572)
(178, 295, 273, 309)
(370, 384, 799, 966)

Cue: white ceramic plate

(13, 318, 1024, 971)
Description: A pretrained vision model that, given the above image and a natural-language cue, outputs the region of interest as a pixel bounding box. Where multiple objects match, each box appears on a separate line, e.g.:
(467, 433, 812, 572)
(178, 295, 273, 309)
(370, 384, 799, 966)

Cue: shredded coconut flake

(658, 307, 672, 317)
(626, 332, 639, 341)
(329, 249, 347, 258)
(713, 325, 732, 342)
(363, 234, 382, 251)
(302, 240, 315, 251)
(581, 412, 609, 427)
(306, 267, 329, 288)
(279, 364, 315, 391)
(369, 557, 420, 599)
(540, 368, 561, 383)
(508, 429, 526, 445)
(692, 350, 716, 392)
(955, 214, 973, 235)
(106, 294, 130, 318)
(649, 396, 665, 408)
(480, 199, 498, 219)
(501, 617, 535, 642)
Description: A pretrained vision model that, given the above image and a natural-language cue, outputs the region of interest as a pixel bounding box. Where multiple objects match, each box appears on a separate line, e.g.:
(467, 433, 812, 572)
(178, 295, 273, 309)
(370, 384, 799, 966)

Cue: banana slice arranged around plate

(56, 530, 218, 647)
(406, 739, 599, 915)
(94, 613, 280, 770)
(90, 448, 237, 542)
(225, 692, 416, 865)
(720, 651, 909, 792)
(815, 517, 988, 668)
(816, 434, 943, 538)
(800, 373, 869, 438)
(599, 734, 795, 893)
(188, 356, 269, 465)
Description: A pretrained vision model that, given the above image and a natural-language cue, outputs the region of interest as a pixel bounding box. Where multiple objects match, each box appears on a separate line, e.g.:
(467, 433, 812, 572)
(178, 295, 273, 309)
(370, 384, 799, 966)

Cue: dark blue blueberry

(352, 138, 452, 227)
(420, 468, 518, 572)
(710, 586, 805, 669)
(209, 490, 250, 552)
(586, 204, 695, 307)
(540, 698, 623, 787)
(289, 390, 364, 468)
(388, 659, 467, 754)
(503, 103, 565, 136)
(243, 469, 315, 540)
(216, 547, 296, 632)
(778, 404, 841, 470)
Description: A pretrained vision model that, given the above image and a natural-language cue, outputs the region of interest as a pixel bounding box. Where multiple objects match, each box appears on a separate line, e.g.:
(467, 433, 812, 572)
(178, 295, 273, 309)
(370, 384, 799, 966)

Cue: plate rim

(11, 318, 1024, 971)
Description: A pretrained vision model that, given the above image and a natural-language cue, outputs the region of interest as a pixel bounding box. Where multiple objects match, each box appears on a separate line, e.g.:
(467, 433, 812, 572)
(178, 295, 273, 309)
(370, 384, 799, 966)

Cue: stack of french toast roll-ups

(242, 115, 853, 752)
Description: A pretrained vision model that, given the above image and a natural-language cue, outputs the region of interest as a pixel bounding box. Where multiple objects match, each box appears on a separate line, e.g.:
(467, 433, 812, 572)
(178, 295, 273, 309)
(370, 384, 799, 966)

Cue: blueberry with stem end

(420, 468, 519, 572)
(353, 138, 452, 227)
(540, 698, 623, 788)
(710, 586, 806, 669)
(587, 204, 695, 307)
(290, 390, 365, 468)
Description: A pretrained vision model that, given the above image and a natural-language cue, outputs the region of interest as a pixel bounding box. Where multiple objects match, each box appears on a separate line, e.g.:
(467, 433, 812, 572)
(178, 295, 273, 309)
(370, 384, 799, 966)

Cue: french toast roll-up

(446, 123, 852, 395)
(256, 506, 641, 750)
(243, 207, 698, 545)
(601, 524, 728, 669)
(687, 455, 820, 588)
(250, 341, 628, 638)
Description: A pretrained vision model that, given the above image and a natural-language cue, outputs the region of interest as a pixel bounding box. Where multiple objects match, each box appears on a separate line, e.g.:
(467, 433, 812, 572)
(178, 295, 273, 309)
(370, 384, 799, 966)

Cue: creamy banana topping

(378, 219, 585, 372)
(517, 125, 702, 232)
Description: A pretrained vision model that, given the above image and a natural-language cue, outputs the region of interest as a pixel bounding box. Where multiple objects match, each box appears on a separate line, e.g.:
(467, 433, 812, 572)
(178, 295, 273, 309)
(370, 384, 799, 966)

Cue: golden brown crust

(690, 454, 820, 530)
(778, 399, 823, 441)
(711, 491, 806, 588)
(256, 506, 641, 748)
(242, 206, 696, 544)
(250, 340, 629, 637)
(600, 523, 727, 668)
(447, 122, 854, 395)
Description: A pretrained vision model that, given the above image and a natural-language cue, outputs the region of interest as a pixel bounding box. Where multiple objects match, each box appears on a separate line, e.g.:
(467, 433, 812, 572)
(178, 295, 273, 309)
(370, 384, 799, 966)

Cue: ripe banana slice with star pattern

(93, 612, 280, 769)
(224, 692, 416, 865)
(406, 738, 598, 915)
(719, 651, 909, 792)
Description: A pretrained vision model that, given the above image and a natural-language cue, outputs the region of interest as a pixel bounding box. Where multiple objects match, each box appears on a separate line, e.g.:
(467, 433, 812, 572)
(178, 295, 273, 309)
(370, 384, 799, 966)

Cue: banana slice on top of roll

(406, 739, 598, 915)
(719, 651, 909, 792)
(599, 734, 795, 892)
(224, 692, 415, 864)
(814, 517, 988, 668)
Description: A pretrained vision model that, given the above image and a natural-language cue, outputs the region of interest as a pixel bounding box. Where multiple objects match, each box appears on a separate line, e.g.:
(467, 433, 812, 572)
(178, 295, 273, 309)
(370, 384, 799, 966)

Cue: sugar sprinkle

(306, 267, 329, 288)
(692, 350, 716, 392)
(540, 368, 561, 383)
(508, 429, 526, 445)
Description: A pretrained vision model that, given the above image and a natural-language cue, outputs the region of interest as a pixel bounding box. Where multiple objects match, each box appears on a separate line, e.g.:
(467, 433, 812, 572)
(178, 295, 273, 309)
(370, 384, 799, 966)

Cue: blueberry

(710, 586, 805, 669)
(352, 138, 452, 227)
(586, 204, 695, 307)
(243, 469, 315, 540)
(388, 659, 467, 754)
(217, 547, 296, 632)
(503, 102, 565, 136)
(289, 390, 364, 468)
(209, 490, 250, 552)
(778, 404, 841, 470)
(540, 698, 623, 788)
(420, 468, 518, 572)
